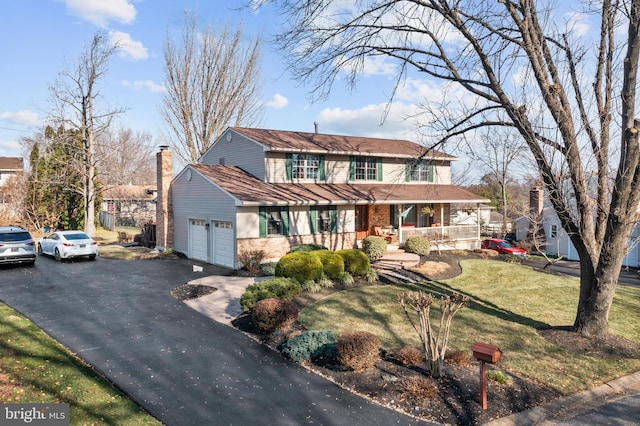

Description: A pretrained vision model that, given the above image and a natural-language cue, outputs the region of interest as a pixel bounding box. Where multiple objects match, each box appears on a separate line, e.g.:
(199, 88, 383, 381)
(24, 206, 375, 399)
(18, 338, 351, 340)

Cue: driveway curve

(0, 256, 428, 425)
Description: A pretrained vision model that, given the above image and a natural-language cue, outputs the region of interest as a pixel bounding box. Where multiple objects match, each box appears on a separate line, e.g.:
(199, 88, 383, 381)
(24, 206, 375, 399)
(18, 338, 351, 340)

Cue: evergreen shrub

(280, 330, 338, 363)
(362, 236, 387, 261)
(404, 236, 431, 256)
(275, 252, 324, 283)
(310, 250, 345, 279)
(239, 277, 301, 311)
(337, 331, 381, 371)
(252, 298, 299, 333)
(336, 249, 371, 276)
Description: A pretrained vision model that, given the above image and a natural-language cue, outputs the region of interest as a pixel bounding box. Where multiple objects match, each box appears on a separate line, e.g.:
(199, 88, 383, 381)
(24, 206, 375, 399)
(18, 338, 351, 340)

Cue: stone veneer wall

(237, 232, 357, 262)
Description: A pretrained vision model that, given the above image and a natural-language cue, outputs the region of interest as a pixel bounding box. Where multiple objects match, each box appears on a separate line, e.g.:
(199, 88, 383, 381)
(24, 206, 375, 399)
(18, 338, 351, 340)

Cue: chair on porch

(373, 226, 393, 243)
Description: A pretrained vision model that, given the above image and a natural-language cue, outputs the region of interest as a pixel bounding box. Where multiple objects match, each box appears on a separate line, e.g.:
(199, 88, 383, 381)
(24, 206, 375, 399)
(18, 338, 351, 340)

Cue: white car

(38, 230, 98, 261)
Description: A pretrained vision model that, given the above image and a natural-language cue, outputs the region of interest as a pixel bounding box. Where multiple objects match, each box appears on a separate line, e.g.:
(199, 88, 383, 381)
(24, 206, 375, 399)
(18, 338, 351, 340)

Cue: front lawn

(299, 259, 640, 395)
(0, 304, 160, 425)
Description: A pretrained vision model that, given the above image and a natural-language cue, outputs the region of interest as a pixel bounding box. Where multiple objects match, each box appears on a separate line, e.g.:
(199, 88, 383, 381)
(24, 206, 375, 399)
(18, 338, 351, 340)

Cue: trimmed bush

(275, 251, 324, 284)
(280, 330, 338, 363)
(252, 298, 299, 333)
(337, 331, 381, 371)
(290, 244, 328, 253)
(336, 249, 371, 276)
(239, 277, 302, 311)
(260, 262, 277, 276)
(311, 250, 345, 279)
(404, 236, 431, 256)
(362, 236, 387, 261)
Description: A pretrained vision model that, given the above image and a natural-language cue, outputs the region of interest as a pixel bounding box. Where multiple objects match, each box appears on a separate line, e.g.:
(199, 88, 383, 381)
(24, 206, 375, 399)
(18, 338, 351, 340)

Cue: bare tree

(467, 129, 529, 233)
(95, 127, 156, 187)
(49, 32, 125, 236)
(268, 1, 640, 338)
(161, 12, 264, 165)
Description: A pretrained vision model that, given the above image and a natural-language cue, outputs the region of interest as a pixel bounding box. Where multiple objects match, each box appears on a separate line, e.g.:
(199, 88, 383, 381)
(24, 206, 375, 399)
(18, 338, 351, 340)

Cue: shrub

(337, 331, 381, 371)
(275, 252, 324, 284)
(404, 236, 431, 256)
(252, 298, 299, 333)
(336, 249, 371, 276)
(362, 236, 387, 261)
(488, 370, 512, 385)
(400, 377, 438, 399)
(395, 346, 424, 366)
(238, 250, 266, 276)
(311, 250, 345, 279)
(338, 272, 355, 286)
(445, 350, 472, 367)
(239, 277, 302, 311)
(362, 268, 378, 282)
(280, 330, 338, 363)
(501, 254, 523, 264)
(260, 262, 277, 276)
(290, 244, 328, 253)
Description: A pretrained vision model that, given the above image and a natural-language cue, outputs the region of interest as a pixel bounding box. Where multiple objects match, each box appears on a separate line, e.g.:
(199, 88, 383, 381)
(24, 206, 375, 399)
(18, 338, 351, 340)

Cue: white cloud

(65, 0, 136, 27)
(109, 31, 148, 61)
(0, 110, 41, 127)
(316, 102, 421, 139)
(0, 140, 22, 158)
(265, 94, 289, 109)
(121, 80, 165, 93)
(361, 56, 397, 77)
(565, 11, 590, 38)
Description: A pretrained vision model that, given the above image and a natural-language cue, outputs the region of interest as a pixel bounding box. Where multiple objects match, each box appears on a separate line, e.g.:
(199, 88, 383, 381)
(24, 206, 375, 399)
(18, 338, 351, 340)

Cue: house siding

(201, 131, 266, 179)
(172, 169, 237, 257)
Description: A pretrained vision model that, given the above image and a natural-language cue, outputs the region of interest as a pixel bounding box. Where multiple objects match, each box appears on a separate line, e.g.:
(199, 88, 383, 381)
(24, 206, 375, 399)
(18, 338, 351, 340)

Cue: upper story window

(286, 154, 325, 180)
(406, 160, 434, 182)
(350, 156, 382, 181)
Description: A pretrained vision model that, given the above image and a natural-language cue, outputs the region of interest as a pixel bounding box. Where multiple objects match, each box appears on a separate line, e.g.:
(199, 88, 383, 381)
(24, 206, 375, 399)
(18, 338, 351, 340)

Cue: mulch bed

(170, 284, 217, 300)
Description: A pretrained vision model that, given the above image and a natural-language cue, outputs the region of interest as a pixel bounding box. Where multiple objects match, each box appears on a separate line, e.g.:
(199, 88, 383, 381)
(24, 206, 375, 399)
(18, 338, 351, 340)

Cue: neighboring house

(0, 157, 24, 218)
(0, 157, 23, 187)
(450, 203, 508, 235)
(101, 184, 156, 227)
(162, 127, 489, 268)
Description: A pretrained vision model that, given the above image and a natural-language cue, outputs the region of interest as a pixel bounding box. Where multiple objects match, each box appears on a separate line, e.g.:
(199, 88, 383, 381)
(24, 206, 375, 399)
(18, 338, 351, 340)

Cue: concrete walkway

(184, 275, 258, 324)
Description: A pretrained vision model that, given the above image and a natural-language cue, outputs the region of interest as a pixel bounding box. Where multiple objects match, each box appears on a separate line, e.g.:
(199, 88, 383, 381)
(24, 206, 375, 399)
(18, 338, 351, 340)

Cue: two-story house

(163, 127, 489, 268)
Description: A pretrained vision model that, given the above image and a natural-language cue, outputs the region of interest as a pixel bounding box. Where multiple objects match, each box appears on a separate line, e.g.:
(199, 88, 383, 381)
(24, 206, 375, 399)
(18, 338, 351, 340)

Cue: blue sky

(0, 0, 426, 161)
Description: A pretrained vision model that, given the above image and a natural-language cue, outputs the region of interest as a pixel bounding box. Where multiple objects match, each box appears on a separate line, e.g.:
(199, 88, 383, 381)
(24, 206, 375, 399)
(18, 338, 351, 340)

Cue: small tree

(397, 291, 468, 379)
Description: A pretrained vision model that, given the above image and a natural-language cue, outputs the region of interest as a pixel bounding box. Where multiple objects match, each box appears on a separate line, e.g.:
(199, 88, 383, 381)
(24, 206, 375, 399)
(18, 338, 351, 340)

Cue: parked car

(0, 226, 36, 266)
(38, 230, 98, 261)
(481, 238, 527, 259)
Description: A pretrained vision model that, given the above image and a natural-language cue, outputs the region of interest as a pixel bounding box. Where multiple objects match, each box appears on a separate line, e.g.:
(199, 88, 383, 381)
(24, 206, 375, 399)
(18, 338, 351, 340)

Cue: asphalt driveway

(0, 256, 428, 425)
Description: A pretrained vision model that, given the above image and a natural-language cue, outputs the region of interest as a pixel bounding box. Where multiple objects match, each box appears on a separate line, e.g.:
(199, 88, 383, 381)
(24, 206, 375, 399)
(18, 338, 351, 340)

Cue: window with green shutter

(261, 206, 290, 236)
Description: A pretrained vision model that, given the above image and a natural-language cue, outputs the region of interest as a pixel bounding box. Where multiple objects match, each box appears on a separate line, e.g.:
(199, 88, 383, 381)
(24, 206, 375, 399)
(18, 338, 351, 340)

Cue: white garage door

(189, 219, 208, 262)
(212, 221, 234, 268)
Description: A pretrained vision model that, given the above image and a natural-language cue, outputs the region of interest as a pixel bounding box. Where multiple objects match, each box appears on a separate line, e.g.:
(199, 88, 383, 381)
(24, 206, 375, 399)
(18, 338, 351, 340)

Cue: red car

(481, 238, 527, 259)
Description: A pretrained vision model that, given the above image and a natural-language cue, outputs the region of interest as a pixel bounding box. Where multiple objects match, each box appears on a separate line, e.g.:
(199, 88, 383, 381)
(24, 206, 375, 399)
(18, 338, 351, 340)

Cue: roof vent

(314, 122, 318, 134)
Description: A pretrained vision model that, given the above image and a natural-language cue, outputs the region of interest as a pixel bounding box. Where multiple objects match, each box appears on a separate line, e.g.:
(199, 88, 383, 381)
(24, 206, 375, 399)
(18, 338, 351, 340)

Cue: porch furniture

(373, 226, 393, 243)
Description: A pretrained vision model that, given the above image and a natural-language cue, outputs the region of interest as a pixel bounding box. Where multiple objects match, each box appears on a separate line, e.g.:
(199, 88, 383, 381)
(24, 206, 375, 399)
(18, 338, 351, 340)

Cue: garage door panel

(213, 221, 234, 268)
(189, 219, 208, 262)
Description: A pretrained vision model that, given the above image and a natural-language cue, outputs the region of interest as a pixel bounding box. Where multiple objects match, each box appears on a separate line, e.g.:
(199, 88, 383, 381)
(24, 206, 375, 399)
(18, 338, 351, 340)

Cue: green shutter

(429, 164, 435, 183)
(330, 206, 338, 233)
(310, 206, 318, 234)
(259, 206, 267, 237)
(319, 155, 326, 181)
(377, 157, 383, 181)
(349, 156, 355, 180)
(390, 205, 397, 227)
(286, 154, 293, 180)
(405, 161, 411, 182)
(281, 206, 290, 236)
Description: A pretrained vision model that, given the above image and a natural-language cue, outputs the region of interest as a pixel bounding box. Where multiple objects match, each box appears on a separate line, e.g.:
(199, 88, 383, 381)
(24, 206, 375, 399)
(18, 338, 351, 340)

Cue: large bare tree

(268, 0, 640, 337)
(49, 32, 124, 237)
(161, 12, 264, 164)
(95, 127, 156, 187)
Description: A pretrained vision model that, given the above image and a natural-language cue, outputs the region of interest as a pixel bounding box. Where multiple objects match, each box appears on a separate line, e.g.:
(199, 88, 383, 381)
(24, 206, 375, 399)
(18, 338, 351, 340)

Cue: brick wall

(237, 232, 357, 262)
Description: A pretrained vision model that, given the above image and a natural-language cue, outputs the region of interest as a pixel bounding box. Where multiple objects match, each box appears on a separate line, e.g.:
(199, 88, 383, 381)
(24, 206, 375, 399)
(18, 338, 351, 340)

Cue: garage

(212, 221, 234, 268)
(189, 219, 209, 262)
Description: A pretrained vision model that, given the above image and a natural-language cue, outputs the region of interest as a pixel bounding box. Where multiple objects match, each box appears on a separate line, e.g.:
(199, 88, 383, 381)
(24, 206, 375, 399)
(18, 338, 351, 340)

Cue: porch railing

(398, 224, 479, 244)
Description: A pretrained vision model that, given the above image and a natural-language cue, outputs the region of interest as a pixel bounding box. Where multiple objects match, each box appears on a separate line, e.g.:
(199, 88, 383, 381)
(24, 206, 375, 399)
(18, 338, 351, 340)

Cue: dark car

(481, 238, 527, 259)
(0, 226, 36, 265)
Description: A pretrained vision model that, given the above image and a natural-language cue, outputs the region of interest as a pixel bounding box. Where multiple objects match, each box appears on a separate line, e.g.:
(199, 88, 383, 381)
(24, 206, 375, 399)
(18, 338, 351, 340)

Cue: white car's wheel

(54, 248, 62, 262)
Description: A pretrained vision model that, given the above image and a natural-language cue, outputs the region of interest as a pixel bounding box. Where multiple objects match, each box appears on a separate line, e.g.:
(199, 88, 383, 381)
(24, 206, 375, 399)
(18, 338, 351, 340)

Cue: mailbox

(472, 342, 501, 364)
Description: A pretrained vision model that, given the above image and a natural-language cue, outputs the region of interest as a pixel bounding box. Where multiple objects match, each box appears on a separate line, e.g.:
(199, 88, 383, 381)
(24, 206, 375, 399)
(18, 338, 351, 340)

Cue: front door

(355, 205, 369, 241)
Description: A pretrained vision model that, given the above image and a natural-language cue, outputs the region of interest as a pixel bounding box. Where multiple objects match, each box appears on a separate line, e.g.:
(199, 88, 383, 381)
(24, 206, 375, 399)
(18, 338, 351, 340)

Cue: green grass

(299, 259, 640, 395)
(0, 304, 160, 425)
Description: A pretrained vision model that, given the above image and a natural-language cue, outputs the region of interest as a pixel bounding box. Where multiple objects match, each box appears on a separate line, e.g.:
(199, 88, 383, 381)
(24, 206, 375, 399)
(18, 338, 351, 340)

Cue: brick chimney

(156, 146, 173, 250)
(529, 186, 544, 216)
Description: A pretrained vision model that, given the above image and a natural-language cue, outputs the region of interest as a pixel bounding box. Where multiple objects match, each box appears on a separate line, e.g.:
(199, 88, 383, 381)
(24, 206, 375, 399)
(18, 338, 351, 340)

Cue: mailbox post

(471, 342, 501, 410)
